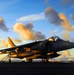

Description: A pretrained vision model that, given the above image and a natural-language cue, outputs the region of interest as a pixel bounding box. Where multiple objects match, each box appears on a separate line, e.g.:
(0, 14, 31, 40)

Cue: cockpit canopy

(48, 36, 63, 41)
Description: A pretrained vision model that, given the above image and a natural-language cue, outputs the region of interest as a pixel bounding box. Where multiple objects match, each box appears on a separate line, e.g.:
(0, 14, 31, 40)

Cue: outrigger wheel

(26, 59, 33, 62)
(42, 58, 48, 62)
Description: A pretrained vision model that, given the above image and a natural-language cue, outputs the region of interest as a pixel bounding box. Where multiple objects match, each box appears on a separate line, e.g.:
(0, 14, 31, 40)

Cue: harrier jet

(0, 36, 74, 62)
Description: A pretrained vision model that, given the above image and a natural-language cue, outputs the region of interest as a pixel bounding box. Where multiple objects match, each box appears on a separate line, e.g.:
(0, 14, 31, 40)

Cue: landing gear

(8, 53, 11, 62)
(9, 59, 11, 62)
(42, 59, 48, 62)
(26, 59, 33, 62)
(1, 53, 11, 62)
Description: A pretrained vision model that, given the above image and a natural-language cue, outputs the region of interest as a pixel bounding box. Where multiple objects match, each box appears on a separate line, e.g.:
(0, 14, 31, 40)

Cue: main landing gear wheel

(9, 59, 11, 62)
(26, 59, 33, 62)
(42, 59, 48, 62)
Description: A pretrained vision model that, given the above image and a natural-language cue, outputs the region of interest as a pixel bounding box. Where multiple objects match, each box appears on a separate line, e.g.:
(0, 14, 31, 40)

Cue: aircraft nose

(60, 41, 74, 50)
(49, 41, 74, 52)
(64, 41, 74, 48)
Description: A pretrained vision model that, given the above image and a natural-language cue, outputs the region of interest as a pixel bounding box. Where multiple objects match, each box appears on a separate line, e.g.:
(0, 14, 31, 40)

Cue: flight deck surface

(0, 62, 74, 75)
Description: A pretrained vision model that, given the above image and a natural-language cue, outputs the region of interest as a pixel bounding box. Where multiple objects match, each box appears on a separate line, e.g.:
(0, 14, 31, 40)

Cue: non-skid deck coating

(0, 62, 73, 75)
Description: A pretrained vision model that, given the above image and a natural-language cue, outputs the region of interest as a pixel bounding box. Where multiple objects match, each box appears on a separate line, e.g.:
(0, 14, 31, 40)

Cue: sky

(0, 0, 74, 59)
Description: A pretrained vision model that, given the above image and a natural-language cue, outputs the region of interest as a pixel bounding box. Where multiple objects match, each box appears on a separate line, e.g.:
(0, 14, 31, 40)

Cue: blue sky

(0, 0, 74, 57)
(0, 0, 73, 38)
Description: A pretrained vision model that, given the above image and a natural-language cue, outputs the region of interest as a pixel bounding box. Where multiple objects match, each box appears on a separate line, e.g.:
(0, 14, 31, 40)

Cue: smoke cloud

(13, 23, 45, 40)
(0, 17, 8, 32)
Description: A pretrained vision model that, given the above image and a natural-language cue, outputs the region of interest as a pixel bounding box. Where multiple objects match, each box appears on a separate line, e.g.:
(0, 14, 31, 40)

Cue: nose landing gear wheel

(26, 59, 33, 62)
(42, 59, 48, 62)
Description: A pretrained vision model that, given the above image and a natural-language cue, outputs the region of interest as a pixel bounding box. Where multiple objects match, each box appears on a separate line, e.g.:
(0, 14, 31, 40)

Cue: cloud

(57, 0, 74, 7)
(59, 13, 74, 31)
(62, 0, 74, 5)
(54, 50, 71, 61)
(0, 38, 22, 48)
(61, 30, 70, 40)
(34, 31, 46, 40)
(0, 39, 8, 48)
(45, 7, 63, 25)
(0, 17, 8, 32)
(51, 30, 58, 36)
(61, 30, 74, 42)
(58, 50, 70, 58)
(70, 14, 74, 20)
(13, 23, 45, 40)
(12, 38, 22, 44)
(24, 23, 34, 30)
(70, 38, 74, 43)
(17, 12, 45, 22)
(45, 7, 74, 31)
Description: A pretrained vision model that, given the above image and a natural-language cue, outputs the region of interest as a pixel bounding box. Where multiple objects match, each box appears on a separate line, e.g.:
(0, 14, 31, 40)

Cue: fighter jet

(0, 36, 74, 62)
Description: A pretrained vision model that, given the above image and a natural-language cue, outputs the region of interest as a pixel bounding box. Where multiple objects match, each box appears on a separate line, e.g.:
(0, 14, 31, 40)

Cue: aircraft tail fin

(7, 37, 16, 48)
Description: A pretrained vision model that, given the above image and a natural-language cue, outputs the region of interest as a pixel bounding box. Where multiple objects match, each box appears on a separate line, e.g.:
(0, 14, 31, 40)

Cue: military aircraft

(0, 36, 74, 62)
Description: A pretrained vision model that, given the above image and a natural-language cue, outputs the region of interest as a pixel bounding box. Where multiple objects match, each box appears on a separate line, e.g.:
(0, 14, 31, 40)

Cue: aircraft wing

(0, 41, 42, 52)
(0, 40, 42, 59)
(16, 41, 42, 48)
